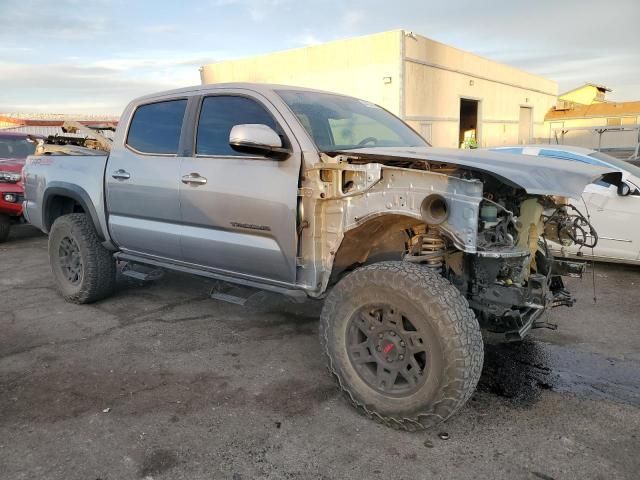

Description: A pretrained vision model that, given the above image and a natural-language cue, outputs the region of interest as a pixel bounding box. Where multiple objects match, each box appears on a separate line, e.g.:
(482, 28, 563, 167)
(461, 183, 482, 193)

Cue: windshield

(0, 137, 37, 159)
(277, 90, 428, 151)
(590, 151, 640, 179)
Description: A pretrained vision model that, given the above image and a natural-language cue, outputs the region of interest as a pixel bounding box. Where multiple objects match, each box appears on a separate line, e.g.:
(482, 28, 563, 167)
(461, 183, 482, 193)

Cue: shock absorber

(405, 227, 445, 269)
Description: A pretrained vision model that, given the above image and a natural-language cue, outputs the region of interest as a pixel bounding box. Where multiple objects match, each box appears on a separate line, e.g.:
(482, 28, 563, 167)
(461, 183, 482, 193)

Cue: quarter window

(126, 99, 187, 154)
(196, 96, 279, 156)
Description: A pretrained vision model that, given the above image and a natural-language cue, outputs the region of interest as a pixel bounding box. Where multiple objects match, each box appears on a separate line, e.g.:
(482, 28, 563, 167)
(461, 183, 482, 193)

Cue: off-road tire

(320, 261, 483, 431)
(49, 213, 116, 303)
(0, 214, 10, 243)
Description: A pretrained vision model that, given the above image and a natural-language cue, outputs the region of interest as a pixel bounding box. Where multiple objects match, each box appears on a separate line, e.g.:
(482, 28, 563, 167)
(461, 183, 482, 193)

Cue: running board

(114, 252, 309, 302)
(209, 281, 261, 306)
(121, 263, 164, 282)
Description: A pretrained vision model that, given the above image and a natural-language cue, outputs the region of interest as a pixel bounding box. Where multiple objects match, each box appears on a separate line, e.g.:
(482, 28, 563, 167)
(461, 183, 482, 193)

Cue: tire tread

(49, 213, 115, 304)
(319, 261, 484, 431)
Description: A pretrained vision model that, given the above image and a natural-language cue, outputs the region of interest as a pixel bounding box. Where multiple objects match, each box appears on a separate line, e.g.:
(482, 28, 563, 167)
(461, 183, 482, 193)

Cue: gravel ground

(1, 225, 639, 480)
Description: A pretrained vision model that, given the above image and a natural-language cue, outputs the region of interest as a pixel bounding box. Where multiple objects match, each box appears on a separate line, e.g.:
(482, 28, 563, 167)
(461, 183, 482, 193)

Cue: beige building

(200, 30, 558, 148)
(557, 83, 611, 107)
(545, 84, 640, 149)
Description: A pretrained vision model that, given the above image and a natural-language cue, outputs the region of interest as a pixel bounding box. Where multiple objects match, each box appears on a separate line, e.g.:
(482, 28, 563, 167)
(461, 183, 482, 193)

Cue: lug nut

(400, 341, 405, 347)
(390, 331, 396, 336)
(378, 333, 383, 339)
(399, 354, 404, 360)
(376, 346, 382, 352)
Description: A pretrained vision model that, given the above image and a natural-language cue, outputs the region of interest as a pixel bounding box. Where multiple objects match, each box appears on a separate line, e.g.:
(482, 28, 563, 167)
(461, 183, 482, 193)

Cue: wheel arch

(329, 213, 424, 285)
(42, 183, 105, 240)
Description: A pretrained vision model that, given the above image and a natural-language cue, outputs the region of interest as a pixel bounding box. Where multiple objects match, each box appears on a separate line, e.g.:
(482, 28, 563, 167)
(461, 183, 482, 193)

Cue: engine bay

(402, 167, 598, 340)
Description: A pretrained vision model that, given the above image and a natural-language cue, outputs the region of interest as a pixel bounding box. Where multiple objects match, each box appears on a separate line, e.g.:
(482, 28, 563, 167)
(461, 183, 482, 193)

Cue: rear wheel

(320, 261, 483, 431)
(0, 214, 10, 243)
(49, 213, 116, 303)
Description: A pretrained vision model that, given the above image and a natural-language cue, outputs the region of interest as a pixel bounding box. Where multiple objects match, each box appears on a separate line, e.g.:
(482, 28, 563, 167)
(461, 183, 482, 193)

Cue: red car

(0, 132, 40, 242)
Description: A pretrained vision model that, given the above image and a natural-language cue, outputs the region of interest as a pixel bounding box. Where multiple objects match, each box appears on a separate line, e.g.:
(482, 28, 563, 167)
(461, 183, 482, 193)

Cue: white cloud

(142, 24, 178, 34)
(342, 10, 365, 29)
(1, 0, 639, 114)
(291, 33, 322, 47)
(0, 52, 218, 114)
(209, 0, 289, 21)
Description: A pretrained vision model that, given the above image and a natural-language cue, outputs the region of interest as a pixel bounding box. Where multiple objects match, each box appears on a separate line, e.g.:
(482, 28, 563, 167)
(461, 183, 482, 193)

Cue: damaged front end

(405, 195, 595, 341)
(306, 147, 613, 341)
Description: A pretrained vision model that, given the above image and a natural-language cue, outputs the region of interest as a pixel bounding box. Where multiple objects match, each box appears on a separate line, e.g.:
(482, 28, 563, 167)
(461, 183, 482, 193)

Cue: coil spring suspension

(405, 228, 445, 269)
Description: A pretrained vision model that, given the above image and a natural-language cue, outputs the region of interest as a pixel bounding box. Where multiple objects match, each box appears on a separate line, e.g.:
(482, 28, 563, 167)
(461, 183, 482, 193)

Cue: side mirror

(618, 181, 632, 197)
(229, 124, 290, 159)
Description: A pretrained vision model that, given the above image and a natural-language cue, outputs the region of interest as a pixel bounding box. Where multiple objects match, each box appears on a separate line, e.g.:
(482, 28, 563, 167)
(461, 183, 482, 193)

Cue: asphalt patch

(479, 339, 640, 407)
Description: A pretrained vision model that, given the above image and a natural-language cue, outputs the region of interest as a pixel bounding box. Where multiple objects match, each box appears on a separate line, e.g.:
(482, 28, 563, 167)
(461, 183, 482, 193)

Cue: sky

(0, 0, 638, 115)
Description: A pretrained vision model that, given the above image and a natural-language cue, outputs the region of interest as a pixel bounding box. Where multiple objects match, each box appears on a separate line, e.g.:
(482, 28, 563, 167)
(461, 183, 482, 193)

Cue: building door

(459, 99, 479, 148)
(519, 106, 533, 144)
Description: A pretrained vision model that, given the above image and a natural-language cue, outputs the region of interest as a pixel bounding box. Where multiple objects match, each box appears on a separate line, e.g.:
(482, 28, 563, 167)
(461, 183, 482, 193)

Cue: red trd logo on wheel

(383, 343, 394, 354)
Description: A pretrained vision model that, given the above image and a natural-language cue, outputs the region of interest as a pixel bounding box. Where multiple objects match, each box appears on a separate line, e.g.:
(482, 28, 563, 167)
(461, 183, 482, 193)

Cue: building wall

(545, 98, 640, 149)
(200, 30, 559, 148)
(200, 30, 402, 115)
(558, 85, 605, 106)
(402, 34, 558, 148)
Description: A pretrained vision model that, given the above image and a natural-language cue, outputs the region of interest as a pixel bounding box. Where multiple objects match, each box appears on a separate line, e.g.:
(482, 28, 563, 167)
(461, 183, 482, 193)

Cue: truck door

(179, 92, 301, 284)
(105, 98, 187, 260)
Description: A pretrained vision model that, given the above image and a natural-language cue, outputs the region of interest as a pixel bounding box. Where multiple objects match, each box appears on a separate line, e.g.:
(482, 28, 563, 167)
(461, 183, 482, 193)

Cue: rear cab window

(126, 99, 187, 154)
(196, 95, 281, 156)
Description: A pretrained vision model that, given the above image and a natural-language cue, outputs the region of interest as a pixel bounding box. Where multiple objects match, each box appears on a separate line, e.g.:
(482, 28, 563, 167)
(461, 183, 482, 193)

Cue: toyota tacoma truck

(23, 83, 618, 430)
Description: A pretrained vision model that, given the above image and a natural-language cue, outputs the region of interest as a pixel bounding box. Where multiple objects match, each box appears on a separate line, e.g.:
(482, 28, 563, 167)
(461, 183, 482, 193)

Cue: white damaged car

(491, 145, 640, 265)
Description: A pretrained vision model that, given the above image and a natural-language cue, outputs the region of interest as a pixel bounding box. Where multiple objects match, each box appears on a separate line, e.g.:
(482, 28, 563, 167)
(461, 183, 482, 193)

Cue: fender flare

(42, 182, 105, 240)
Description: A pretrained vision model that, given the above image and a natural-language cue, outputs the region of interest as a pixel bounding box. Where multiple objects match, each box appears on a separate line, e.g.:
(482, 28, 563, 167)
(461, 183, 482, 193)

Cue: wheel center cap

(377, 333, 405, 362)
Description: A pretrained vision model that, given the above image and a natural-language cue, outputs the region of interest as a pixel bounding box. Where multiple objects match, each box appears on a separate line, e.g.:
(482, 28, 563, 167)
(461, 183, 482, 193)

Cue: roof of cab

(131, 82, 349, 103)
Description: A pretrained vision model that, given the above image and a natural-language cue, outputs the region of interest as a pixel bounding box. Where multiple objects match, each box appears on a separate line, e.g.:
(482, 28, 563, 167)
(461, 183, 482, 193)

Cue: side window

(126, 99, 187, 154)
(196, 96, 279, 156)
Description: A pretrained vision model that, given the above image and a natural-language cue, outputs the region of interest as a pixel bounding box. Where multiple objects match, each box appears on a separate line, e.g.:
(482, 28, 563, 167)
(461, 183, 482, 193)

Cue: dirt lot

(1, 225, 639, 480)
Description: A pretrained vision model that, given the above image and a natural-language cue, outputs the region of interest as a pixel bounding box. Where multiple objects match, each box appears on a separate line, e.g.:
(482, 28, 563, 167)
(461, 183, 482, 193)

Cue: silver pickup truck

(23, 83, 617, 430)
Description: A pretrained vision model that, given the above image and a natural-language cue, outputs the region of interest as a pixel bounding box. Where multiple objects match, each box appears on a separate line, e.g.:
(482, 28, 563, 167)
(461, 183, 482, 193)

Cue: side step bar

(121, 263, 164, 282)
(209, 280, 262, 306)
(114, 251, 309, 303)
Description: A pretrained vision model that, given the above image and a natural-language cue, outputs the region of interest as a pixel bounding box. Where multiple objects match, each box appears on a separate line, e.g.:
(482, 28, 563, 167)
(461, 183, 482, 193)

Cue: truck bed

(23, 153, 110, 239)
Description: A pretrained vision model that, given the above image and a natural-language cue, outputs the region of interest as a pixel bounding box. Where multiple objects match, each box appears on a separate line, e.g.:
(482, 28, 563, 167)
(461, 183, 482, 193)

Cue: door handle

(181, 173, 207, 186)
(112, 169, 130, 180)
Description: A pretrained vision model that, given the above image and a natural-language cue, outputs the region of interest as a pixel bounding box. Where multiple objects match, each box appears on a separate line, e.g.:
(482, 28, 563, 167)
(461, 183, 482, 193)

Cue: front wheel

(49, 213, 116, 303)
(320, 261, 483, 431)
